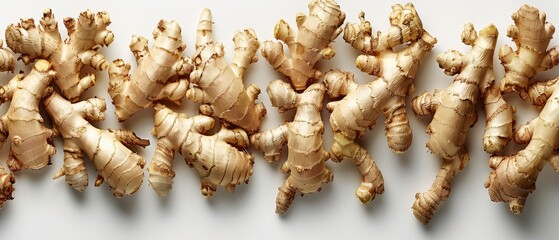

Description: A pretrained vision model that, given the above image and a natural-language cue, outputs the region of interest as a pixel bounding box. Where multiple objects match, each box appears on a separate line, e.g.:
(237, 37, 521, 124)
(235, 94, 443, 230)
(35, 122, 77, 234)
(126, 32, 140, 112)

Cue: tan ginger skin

(499, 5, 559, 94)
(0, 40, 15, 209)
(187, 9, 265, 134)
(1, 60, 57, 172)
(148, 104, 253, 197)
(485, 76, 559, 214)
(5, 9, 114, 102)
(324, 4, 436, 204)
(260, 0, 345, 91)
(46, 93, 149, 197)
(251, 81, 331, 214)
(411, 24, 514, 224)
(109, 20, 193, 122)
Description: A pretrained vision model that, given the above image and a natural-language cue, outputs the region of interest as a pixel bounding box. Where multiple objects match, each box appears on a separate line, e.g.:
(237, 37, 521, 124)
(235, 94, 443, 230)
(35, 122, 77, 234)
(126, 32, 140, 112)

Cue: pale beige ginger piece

(46, 92, 148, 197)
(0, 59, 57, 172)
(324, 11, 436, 204)
(109, 20, 193, 122)
(522, 76, 559, 108)
(485, 80, 559, 214)
(499, 4, 559, 93)
(5, 9, 114, 102)
(251, 80, 332, 214)
(0, 165, 15, 209)
(344, 3, 424, 54)
(148, 104, 253, 197)
(411, 24, 513, 224)
(186, 9, 265, 134)
(260, 0, 345, 91)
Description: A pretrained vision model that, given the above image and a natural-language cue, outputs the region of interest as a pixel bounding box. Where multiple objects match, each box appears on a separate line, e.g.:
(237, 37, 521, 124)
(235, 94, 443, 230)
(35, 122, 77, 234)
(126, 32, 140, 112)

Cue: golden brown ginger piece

(1, 60, 57, 172)
(324, 7, 436, 204)
(251, 80, 332, 214)
(46, 93, 148, 197)
(6, 9, 114, 102)
(260, 0, 345, 91)
(187, 9, 265, 134)
(499, 5, 559, 93)
(485, 77, 559, 214)
(109, 20, 193, 121)
(411, 24, 514, 224)
(148, 104, 253, 197)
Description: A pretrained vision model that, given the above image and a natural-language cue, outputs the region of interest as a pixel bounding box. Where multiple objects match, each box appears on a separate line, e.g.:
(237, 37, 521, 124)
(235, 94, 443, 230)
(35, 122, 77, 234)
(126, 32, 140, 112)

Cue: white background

(0, 0, 558, 239)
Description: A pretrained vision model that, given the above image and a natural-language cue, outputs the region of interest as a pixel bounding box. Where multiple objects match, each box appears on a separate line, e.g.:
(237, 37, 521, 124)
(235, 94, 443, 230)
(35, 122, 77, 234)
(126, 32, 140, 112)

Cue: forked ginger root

(411, 24, 514, 224)
(109, 20, 193, 121)
(499, 5, 559, 94)
(6, 9, 114, 102)
(251, 81, 331, 214)
(260, 0, 345, 91)
(187, 9, 265, 134)
(46, 93, 148, 197)
(148, 104, 253, 197)
(1, 59, 56, 172)
(485, 76, 559, 214)
(323, 4, 436, 204)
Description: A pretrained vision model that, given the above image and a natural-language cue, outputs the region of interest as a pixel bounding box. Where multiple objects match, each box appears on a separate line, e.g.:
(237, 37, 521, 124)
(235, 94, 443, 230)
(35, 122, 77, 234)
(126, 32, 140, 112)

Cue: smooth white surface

(0, 0, 558, 239)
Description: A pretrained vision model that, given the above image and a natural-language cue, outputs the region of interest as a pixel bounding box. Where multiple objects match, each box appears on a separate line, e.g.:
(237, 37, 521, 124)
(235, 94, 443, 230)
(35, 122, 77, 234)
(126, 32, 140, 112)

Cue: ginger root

(0, 41, 14, 209)
(499, 5, 559, 93)
(411, 24, 513, 224)
(109, 20, 193, 121)
(6, 9, 114, 102)
(148, 104, 253, 197)
(251, 81, 332, 214)
(46, 93, 148, 197)
(485, 76, 559, 214)
(0, 165, 15, 209)
(261, 0, 345, 91)
(186, 9, 265, 133)
(324, 5, 436, 204)
(0, 59, 57, 172)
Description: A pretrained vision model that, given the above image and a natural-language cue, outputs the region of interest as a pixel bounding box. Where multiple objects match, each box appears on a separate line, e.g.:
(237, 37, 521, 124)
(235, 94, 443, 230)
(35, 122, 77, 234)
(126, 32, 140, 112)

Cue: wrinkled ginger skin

(251, 81, 332, 214)
(187, 9, 265, 134)
(499, 5, 559, 93)
(6, 9, 114, 102)
(324, 6, 436, 204)
(411, 24, 502, 224)
(109, 20, 193, 122)
(46, 93, 148, 197)
(148, 104, 253, 197)
(0, 60, 56, 172)
(261, 0, 345, 91)
(485, 79, 559, 214)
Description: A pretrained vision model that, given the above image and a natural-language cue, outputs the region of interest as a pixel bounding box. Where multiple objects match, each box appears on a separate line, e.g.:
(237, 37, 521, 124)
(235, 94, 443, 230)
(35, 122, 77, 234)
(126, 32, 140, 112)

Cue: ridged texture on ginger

(411, 24, 510, 224)
(251, 81, 332, 214)
(46, 93, 148, 197)
(187, 9, 265, 134)
(148, 104, 253, 197)
(499, 5, 559, 93)
(108, 20, 193, 121)
(324, 4, 436, 204)
(6, 9, 114, 102)
(260, 0, 345, 91)
(0, 60, 56, 172)
(485, 77, 559, 214)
